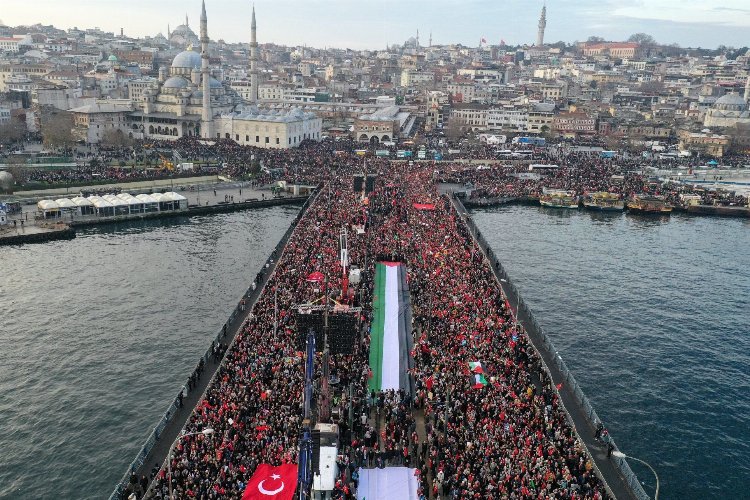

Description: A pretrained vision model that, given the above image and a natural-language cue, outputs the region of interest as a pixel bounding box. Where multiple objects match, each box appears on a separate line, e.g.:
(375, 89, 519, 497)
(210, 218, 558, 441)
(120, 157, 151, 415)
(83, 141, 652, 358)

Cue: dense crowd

(439, 152, 749, 208)
(130, 157, 612, 500)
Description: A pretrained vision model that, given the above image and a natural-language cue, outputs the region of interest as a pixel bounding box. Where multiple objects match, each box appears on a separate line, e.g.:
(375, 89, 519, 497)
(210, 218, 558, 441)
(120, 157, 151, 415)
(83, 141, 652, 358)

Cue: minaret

(200, 1, 213, 139)
(536, 2, 546, 47)
(249, 4, 259, 103)
(744, 75, 750, 104)
(416, 29, 420, 48)
(429, 31, 432, 48)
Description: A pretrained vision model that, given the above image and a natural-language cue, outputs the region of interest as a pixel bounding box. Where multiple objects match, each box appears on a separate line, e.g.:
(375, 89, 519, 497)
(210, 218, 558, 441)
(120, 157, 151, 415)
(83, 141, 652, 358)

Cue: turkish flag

(306, 271, 324, 282)
(242, 463, 298, 500)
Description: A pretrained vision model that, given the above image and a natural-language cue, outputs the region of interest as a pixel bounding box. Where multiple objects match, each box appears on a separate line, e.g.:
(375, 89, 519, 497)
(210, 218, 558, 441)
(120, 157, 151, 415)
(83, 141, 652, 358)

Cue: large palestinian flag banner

(368, 262, 413, 393)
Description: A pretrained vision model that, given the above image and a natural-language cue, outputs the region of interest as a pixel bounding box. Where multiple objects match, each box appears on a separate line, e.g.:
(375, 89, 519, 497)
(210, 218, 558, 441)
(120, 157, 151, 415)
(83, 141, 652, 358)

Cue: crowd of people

(132, 156, 613, 500)
(7, 136, 750, 213)
(439, 151, 749, 208)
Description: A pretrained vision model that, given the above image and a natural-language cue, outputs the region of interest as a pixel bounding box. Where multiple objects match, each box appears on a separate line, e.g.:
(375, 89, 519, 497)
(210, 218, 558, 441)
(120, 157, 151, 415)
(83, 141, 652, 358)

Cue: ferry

(583, 192, 625, 212)
(540, 189, 579, 209)
(627, 194, 673, 214)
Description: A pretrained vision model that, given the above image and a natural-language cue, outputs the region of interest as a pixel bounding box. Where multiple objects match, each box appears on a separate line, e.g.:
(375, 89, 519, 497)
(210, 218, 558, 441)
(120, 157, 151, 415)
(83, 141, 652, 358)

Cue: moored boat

(627, 194, 673, 214)
(540, 189, 580, 209)
(583, 192, 625, 212)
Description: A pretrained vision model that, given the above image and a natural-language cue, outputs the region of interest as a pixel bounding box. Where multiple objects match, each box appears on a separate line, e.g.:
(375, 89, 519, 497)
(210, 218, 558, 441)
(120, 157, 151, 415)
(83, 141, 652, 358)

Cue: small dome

(209, 77, 222, 88)
(163, 76, 190, 89)
(108, 54, 118, 62)
(171, 50, 201, 69)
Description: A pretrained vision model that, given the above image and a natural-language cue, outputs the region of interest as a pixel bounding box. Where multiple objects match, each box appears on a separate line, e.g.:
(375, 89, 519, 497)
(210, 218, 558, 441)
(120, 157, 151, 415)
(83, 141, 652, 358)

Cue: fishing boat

(627, 194, 673, 214)
(539, 189, 579, 209)
(583, 192, 625, 212)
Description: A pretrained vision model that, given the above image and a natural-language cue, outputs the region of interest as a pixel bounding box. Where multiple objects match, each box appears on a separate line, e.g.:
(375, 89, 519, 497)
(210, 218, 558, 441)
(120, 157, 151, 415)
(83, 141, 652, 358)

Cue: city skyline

(2, 0, 750, 50)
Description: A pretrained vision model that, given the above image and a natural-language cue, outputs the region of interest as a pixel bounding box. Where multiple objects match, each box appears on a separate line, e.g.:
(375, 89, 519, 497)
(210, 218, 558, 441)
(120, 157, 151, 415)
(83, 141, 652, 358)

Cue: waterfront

(471, 206, 750, 499)
(0, 206, 298, 499)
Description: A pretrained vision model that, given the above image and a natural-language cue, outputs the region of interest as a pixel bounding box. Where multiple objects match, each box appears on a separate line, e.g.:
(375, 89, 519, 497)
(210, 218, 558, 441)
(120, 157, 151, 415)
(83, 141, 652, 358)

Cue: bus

(512, 136, 546, 146)
(529, 164, 560, 174)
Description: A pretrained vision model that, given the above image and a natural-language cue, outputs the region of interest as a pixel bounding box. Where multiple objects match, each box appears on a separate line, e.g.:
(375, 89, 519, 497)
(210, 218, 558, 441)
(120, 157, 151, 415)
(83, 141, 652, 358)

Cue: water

(0, 206, 298, 499)
(471, 206, 750, 499)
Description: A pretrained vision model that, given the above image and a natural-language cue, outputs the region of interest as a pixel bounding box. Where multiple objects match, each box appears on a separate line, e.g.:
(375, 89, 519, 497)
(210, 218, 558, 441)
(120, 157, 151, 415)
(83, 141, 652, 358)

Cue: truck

(312, 423, 339, 500)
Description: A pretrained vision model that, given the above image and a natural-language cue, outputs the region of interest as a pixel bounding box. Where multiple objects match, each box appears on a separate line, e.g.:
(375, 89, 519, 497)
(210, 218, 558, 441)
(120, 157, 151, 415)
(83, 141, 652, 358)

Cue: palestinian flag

(369, 262, 414, 393)
(468, 361, 484, 374)
(468, 361, 488, 388)
(472, 373, 489, 389)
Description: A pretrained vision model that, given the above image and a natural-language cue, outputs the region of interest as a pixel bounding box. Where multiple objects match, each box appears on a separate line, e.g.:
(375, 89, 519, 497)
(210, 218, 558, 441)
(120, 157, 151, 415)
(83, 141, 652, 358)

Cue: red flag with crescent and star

(242, 463, 298, 500)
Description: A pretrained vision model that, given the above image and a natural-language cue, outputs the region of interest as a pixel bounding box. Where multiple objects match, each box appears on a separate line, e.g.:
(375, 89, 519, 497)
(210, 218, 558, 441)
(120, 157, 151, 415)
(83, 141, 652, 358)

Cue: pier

(0, 222, 75, 246)
(0, 183, 313, 245)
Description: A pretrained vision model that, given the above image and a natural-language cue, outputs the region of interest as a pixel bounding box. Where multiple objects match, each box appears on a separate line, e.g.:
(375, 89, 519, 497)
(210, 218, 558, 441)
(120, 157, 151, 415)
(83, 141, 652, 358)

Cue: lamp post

(167, 428, 214, 500)
(611, 451, 659, 500)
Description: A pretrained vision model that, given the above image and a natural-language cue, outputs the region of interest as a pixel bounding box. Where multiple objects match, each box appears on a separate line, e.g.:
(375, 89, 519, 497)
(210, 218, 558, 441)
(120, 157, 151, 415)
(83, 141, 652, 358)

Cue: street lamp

(611, 451, 659, 500)
(168, 428, 214, 500)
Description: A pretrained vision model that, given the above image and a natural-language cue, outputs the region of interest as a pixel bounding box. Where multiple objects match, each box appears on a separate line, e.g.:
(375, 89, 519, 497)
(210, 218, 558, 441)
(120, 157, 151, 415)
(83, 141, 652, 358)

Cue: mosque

(703, 82, 750, 129)
(94, 1, 321, 148)
(168, 15, 200, 48)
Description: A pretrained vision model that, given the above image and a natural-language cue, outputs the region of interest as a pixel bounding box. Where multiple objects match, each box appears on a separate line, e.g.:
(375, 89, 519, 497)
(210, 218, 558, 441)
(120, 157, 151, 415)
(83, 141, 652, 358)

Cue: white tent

(88, 196, 115, 217)
(135, 193, 160, 212)
(160, 192, 188, 210)
(117, 193, 145, 214)
(37, 199, 61, 218)
(70, 196, 96, 216)
(103, 195, 130, 215)
(54, 198, 77, 210)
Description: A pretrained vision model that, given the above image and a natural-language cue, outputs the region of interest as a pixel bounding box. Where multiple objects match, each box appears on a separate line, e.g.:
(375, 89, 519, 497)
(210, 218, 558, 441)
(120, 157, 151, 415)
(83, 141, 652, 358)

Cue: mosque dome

(171, 24, 195, 37)
(163, 76, 191, 89)
(107, 54, 118, 62)
(209, 77, 222, 89)
(172, 50, 201, 69)
(714, 93, 747, 111)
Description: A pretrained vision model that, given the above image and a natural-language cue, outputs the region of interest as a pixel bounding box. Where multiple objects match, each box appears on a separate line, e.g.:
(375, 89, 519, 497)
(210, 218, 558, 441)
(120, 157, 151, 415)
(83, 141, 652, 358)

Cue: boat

(583, 192, 625, 212)
(540, 189, 580, 209)
(627, 194, 673, 214)
(686, 204, 750, 218)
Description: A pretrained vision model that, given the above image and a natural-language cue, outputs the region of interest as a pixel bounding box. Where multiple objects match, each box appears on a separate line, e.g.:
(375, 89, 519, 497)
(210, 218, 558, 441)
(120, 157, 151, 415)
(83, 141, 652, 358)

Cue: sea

(0, 206, 298, 499)
(0, 204, 748, 499)
(471, 206, 750, 499)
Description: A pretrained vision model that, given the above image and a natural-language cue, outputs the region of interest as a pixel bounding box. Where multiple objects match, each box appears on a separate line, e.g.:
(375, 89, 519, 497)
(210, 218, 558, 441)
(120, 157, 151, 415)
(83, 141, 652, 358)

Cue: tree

(587, 36, 605, 43)
(444, 116, 468, 142)
(0, 119, 25, 146)
(5, 155, 28, 187)
(40, 109, 74, 149)
(627, 33, 656, 46)
(100, 128, 133, 148)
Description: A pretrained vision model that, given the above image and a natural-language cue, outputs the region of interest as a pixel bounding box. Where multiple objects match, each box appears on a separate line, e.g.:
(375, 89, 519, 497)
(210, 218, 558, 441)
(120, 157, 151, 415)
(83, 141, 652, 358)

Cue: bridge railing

(449, 194, 649, 500)
(108, 186, 321, 500)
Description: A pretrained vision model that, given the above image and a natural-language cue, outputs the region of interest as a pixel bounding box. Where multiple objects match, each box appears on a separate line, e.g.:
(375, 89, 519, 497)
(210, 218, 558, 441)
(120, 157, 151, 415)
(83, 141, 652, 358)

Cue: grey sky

(2, 0, 749, 49)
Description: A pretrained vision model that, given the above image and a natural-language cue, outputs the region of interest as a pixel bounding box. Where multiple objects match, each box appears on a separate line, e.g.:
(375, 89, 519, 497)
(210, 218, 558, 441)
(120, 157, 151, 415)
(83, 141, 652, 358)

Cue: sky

(2, 0, 749, 50)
